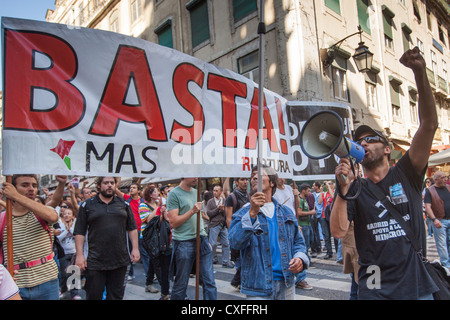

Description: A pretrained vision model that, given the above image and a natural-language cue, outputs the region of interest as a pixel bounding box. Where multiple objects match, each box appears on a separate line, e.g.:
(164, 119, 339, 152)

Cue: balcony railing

(426, 68, 436, 87)
(438, 75, 448, 94)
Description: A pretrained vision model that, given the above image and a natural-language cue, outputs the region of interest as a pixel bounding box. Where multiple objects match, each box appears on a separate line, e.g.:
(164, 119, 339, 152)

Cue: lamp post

(321, 26, 374, 73)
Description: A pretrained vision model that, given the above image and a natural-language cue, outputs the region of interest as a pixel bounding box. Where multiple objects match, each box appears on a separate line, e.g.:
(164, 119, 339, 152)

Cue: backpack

(0, 210, 53, 266)
(142, 216, 160, 257)
(142, 215, 172, 257)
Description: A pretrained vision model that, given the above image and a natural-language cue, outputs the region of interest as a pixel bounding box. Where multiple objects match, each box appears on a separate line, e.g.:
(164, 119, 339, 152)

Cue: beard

(361, 149, 385, 170)
(99, 188, 114, 198)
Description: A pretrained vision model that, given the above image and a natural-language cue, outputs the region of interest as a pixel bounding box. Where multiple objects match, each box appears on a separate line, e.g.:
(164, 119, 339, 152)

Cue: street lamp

(321, 26, 374, 73)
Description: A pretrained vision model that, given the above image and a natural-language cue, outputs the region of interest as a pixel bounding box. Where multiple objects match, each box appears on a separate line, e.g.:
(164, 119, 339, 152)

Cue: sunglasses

(60, 205, 69, 208)
(357, 135, 385, 144)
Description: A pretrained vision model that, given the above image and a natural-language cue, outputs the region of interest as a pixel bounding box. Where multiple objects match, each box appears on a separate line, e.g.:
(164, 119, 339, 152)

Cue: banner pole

(195, 178, 201, 300)
(257, 0, 266, 192)
(5, 176, 14, 276)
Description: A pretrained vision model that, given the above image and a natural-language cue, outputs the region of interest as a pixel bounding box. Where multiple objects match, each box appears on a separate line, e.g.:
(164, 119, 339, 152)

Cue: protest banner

(2, 17, 292, 178)
(287, 101, 353, 181)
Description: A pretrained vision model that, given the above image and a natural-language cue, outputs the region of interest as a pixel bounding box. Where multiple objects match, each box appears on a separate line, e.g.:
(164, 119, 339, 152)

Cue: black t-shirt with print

(346, 151, 438, 299)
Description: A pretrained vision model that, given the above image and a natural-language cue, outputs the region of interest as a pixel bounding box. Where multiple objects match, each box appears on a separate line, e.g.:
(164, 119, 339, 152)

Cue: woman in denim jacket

(229, 166, 309, 299)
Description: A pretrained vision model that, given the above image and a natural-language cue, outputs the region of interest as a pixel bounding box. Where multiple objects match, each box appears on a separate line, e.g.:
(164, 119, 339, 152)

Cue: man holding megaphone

(330, 47, 439, 300)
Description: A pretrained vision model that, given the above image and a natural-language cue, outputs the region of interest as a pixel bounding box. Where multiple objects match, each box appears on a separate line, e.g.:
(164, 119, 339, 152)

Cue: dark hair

(95, 176, 118, 190)
(61, 200, 78, 217)
(251, 164, 278, 196)
(130, 182, 141, 190)
(299, 183, 311, 192)
(12, 174, 39, 187)
(202, 190, 213, 203)
(143, 185, 156, 202)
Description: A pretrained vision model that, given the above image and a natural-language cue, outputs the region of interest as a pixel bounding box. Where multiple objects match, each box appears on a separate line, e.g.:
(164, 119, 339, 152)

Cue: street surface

(123, 236, 440, 301)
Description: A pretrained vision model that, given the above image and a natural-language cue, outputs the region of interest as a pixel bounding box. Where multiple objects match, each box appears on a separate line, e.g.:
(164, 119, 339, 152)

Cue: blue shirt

(251, 203, 283, 280)
(313, 192, 323, 217)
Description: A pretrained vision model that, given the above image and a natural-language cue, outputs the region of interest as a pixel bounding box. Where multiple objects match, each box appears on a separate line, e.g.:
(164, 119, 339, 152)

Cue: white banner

(1, 18, 293, 178)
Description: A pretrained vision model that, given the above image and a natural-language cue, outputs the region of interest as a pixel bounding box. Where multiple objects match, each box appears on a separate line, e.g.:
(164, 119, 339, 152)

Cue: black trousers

(85, 266, 128, 300)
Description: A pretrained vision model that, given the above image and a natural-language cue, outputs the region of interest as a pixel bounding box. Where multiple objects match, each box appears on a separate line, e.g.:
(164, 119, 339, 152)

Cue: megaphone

(299, 110, 364, 163)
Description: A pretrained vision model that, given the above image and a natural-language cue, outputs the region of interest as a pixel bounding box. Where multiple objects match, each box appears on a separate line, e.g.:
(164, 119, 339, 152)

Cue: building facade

(46, 0, 450, 156)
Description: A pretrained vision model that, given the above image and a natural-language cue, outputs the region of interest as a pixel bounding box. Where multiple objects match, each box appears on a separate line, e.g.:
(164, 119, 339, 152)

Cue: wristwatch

(432, 218, 437, 222)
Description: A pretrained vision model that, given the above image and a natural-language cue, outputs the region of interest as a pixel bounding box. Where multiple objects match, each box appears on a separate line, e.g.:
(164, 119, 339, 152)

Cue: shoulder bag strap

(365, 179, 423, 256)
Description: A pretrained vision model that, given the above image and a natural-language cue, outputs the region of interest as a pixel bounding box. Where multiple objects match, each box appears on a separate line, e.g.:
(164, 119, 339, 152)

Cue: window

(233, 0, 257, 23)
(325, 0, 341, 15)
(155, 20, 173, 48)
(329, 53, 349, 101)
(365, 72, 378, 111)
(431, 50, 437, 75)
(332, 67, 348, 101)
(357, 0, 371, 35)
(187, 0, 210, 48)
(443, 60, 448, 81)
(389, 77, 402, 121)
(402, 23, 412, 53)
(238, 50, 259, 83)
(110, 10, 119, 33)
(427, 9, 432, 31)
(131, 0, 143, 24)
(382, 6, 395, 50)
(409, 91, 418, 124)
(413, 0, 421, 22)
(438, 23, 446, 46)
(417, 38, 424, 54)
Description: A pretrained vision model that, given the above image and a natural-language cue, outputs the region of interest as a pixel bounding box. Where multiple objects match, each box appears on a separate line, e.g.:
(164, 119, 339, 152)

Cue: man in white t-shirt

(273, 178, 298, 215)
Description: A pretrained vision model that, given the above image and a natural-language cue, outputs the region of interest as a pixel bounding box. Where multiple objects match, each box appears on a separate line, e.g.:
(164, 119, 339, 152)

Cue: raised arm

(399, 47, 438, 172)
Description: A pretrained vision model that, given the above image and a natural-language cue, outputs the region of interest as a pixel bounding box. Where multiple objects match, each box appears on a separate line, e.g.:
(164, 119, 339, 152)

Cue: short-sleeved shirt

(424, 187, 450, 219)
(2, 211, 58, 288)
(123, 194, 143, 231)
(0, 264, 19, 300)
(298, 197, 311, 226)
(346, 151, 438, 299)
(138, 202, 158, 239)
(273, 185, 296, 215)
(166, 186, 207, 241)
(74, 195, 137, 270)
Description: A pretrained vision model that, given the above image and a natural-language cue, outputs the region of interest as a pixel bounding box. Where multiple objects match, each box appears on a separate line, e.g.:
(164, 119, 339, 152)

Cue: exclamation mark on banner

(276, 98, 288, 155)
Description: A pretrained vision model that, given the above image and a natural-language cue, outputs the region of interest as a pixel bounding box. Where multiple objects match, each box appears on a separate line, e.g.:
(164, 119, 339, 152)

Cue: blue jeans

(247, 280, 295, 300)
(432, 219, 450, 268)
(19, 278, 59, 300)
(138, 234, 150, 274)
(300, 225, 313, 251)
(170, 236, 217, 300)
(209, 224, 230, 264)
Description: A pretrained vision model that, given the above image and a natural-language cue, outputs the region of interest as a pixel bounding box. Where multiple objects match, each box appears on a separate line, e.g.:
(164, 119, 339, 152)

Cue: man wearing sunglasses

(330, 47, 439, 300)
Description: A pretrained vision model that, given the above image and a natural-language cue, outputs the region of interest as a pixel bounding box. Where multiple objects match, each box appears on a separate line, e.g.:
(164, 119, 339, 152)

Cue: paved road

(123, 237, 441, 301)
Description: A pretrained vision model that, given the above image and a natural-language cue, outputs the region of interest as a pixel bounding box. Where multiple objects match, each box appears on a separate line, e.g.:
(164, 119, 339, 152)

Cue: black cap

(354, 125, 389, 145)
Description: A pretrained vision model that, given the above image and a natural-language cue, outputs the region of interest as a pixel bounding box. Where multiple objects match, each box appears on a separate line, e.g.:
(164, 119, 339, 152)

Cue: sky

(1, 0, 56, 89)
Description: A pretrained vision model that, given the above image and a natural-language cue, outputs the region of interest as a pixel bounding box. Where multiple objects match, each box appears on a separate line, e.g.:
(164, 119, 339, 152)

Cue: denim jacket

(228, 198, 309, 297)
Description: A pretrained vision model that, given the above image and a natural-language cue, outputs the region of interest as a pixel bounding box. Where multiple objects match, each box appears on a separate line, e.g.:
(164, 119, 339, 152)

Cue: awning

(431, 144, 450, 152)
(428, 148, 450, 166)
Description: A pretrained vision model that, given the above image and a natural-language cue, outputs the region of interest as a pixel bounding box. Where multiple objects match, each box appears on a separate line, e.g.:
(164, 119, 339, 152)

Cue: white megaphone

(299, 110, 365, 164)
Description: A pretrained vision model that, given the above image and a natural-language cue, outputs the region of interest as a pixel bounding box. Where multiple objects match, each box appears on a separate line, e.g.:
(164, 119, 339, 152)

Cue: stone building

(45, 0, 450, 154)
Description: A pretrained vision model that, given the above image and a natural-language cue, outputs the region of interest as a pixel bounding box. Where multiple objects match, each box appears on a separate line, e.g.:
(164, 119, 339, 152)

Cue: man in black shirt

(330, 47, 439, 299)
(424, 171, 450, 268)
(74, 176, 139, 300)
